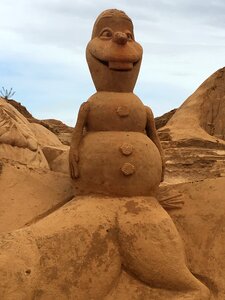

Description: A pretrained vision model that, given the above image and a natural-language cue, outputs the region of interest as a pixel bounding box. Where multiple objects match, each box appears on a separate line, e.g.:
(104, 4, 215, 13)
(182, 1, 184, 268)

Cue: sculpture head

(86, 9, 143, 92)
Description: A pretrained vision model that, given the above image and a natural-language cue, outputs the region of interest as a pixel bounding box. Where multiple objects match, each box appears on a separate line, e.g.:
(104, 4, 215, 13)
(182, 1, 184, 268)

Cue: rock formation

(158, 68, 225, 185)
(155, 108, 177, 130)
(159, 67, 225, 148)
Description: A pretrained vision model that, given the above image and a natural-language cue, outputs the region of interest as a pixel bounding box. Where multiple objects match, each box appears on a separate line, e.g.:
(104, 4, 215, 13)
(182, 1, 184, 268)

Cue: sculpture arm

(69, 101, 90, 179)
(145, 106, 165, 182)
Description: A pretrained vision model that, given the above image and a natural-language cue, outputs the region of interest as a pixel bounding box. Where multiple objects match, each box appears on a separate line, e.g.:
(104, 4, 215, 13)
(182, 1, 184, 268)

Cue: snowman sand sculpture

(69, 9, 211, 300)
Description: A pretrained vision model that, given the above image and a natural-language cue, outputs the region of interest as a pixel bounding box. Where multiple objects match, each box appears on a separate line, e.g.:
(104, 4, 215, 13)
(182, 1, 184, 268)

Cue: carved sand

(0, 9, 214, 300)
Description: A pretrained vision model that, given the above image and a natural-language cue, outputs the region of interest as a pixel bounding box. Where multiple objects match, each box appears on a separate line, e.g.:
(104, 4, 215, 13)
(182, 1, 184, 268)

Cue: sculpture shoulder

(145, 105, 154, 118)
(79, 101, 90, 114)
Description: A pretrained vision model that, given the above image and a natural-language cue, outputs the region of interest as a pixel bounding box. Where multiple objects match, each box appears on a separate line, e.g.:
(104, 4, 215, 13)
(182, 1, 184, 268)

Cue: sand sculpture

(0, 9, 213, 300)
(0, 98, 48, 168)
(67, 9, 210, 299)
(69, 9, 165, 195)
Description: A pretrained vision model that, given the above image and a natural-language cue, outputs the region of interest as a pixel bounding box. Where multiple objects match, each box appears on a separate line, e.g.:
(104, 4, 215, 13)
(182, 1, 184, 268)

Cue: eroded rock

(159, 67, 225, 147)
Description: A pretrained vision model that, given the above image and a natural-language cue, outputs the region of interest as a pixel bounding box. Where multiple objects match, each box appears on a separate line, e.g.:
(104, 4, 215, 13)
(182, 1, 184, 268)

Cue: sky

(0, 0, 224, 126)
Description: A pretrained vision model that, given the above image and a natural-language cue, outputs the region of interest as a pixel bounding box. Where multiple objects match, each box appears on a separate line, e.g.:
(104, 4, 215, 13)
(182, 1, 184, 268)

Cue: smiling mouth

(96, 57, 139, 71)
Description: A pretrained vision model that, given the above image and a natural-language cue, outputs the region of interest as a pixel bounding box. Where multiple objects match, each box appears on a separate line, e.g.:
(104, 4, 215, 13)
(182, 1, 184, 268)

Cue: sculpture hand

(159, 193, 184, 210)
(69, 148, 79, 179)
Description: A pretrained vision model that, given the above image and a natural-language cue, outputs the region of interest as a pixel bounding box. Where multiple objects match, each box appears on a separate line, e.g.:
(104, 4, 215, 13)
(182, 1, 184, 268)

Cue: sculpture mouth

(92, 53, 139, 71)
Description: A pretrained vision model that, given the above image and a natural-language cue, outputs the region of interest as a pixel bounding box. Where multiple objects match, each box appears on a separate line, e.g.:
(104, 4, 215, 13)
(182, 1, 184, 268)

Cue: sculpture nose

(113, 32, 128, 45)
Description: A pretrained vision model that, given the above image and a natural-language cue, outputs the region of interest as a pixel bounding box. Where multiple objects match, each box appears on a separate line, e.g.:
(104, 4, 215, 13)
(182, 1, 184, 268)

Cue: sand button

(117, 106, 129, 117)
(121, 163, 135, 176)
(120, 143, 133, 156)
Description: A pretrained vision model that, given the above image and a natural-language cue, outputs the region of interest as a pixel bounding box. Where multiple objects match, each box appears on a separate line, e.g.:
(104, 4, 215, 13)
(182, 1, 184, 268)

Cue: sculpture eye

(126, 32, 133, 41)
(100, 29, 113, 39)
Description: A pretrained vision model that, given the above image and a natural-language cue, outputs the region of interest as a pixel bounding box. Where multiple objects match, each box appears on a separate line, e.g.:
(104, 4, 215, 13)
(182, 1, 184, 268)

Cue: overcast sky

(0, 0, 224, 125)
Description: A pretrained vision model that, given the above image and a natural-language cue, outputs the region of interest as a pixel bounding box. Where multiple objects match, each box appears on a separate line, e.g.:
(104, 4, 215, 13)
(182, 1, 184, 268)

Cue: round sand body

(75, 131, 162, 196)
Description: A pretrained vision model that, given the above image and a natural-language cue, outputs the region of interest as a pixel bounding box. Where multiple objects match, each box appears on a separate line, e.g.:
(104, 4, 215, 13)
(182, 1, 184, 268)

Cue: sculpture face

(86, 10, 143, 92)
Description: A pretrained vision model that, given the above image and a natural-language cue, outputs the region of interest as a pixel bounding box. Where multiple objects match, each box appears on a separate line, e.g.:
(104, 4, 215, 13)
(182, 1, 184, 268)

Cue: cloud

(0, 0, 224, 125)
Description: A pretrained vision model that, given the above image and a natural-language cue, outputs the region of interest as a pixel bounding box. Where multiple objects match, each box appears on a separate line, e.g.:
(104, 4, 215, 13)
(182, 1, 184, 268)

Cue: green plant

(0, 87, 16, 99)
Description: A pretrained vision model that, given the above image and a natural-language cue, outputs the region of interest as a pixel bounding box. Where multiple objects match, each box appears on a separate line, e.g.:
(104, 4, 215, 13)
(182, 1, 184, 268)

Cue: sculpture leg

(117, 197, 210, 299)
(33, 196, 122, 300)
(0, 196, 121, 300)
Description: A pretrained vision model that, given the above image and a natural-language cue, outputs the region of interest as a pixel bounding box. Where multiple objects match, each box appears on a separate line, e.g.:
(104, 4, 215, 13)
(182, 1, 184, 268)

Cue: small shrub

(0, 87, 16, 99)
